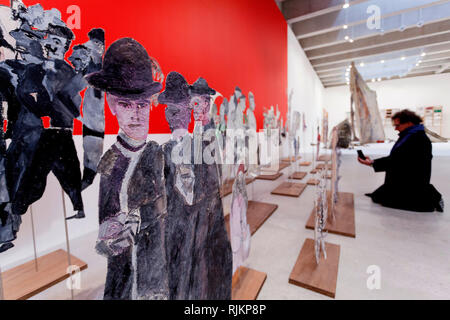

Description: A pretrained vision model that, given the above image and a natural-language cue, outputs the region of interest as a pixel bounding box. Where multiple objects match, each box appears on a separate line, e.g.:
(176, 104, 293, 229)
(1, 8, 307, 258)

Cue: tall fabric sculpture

(350, 62, 385, 144)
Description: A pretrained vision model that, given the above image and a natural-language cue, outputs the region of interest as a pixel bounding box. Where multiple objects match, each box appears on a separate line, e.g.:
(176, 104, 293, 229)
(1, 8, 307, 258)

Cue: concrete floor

(24, 153, 450, 300)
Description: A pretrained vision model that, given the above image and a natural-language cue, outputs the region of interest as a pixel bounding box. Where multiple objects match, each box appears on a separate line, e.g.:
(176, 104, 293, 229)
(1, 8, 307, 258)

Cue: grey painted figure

(230, 164, 250, 274)
(189, 77, 232, 299)
(159, 71, 197, 300)
(87, 38, 168, 300)
(0, 4, 93, 251)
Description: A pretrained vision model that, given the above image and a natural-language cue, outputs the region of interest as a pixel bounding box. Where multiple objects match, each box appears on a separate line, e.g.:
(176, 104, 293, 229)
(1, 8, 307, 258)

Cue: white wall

(287, 26, 325, 155)
(324, 73, 450, 139)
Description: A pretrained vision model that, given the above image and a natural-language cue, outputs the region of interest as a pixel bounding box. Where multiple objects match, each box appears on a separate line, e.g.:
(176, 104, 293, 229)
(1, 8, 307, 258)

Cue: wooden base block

(289, 238, 340, 298)
(246, 177, 255, 185)
(278, 162, 290, 171)
(256, 172, 283, 181)
(306, 192, 356, 238)
(289, 172, 307, 180)
(220, 178, 256, 197)
(220, 179, 234, 198)
(271, 182, 306, 198)
(317, 155, 331, 162)
(281, 156, 301, 163)
(300, 161, 311, 166)
(316, 163, 325, 170)
(225, 201, 278, 236)
(2, 249, 88, 300)
(232, 266, 267, 300)
(310, 169, 319, 174)
(307, 179, 320, 186)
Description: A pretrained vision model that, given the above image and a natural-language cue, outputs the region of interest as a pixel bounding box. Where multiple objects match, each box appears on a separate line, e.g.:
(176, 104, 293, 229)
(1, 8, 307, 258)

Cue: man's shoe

(66, 210, 86, 220)
(0, 242, 14, 253)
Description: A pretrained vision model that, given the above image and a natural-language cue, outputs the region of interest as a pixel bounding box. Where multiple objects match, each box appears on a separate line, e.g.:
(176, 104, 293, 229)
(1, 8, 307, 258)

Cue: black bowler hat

(190, 77, 216, 96)
(158, 71, 190, 104)
(88, 28, 105, 44)
(86, 38, 162, 99)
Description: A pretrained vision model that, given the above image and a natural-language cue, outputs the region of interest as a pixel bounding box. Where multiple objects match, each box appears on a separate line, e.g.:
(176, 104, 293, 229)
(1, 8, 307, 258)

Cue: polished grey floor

(27, 153, 450, 300)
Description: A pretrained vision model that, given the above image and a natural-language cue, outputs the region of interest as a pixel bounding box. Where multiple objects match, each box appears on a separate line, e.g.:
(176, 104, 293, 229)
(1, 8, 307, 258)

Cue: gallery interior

(0, 0, 449, 300)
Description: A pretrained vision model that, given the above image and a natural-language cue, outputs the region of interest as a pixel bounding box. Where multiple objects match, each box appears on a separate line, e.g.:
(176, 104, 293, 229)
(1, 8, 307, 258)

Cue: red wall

(2, 0, 287, 134)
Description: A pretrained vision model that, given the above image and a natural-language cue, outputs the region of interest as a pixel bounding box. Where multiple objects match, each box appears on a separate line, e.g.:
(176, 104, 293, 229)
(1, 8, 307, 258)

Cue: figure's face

(10, 27, 45, 60)
(85, 39, 104, 61)
(165, 103, 192, 132)
(191, 95, 211, 125)
(42, 34, 68, 60)
(249, 95, 255, 110)
(107, 94, 151, 141)
(68, 48, 90, 72)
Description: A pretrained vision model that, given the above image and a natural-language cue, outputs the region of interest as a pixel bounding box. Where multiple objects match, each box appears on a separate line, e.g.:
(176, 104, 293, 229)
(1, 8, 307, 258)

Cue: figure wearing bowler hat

(87, 38, 169, 300)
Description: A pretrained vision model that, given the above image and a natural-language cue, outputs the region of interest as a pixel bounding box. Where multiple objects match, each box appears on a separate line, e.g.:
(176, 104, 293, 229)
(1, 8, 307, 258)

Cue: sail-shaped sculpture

(350, 62, 385, 144)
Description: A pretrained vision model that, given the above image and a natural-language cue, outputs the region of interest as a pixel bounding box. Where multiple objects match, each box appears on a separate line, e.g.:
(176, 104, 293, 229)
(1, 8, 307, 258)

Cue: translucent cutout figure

(314, 168, 328, 265)
(245, 92, 258, 176)
(230, 164, 250, 274)
(330, 127, 342, 222)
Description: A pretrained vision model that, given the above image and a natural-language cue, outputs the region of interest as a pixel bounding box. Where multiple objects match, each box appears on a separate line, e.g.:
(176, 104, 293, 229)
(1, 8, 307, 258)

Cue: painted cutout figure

(159, 71, 197, 299)
(230, 164, 250, 274)
(0, 3, 105, 251)
(88, 38, 168, 300)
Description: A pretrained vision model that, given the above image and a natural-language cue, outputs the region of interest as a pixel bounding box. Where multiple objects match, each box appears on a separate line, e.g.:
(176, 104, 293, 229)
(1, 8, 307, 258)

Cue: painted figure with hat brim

(189, 77, 233, 299)
(88, 37, 169, 300)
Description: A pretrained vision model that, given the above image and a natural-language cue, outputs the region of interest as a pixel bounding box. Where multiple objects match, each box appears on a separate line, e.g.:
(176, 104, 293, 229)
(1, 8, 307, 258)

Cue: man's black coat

(370, 125, 442, 212)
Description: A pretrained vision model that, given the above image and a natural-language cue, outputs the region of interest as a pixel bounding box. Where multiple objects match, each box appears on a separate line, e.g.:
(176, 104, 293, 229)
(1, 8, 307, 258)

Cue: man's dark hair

(392, 109, 423, 125)
(88, 28, 105, 44)
(73, 44, 88, 51)
(47, 24, 75, 52)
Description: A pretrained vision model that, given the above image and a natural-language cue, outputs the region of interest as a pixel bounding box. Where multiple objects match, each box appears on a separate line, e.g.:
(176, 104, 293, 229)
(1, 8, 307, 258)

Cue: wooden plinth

(289, 238, 340, 298)
(225, 201, 278, 236)
(256, 172, 283, 181)
(300, 161, 311, 166)
(281, 156, 301, 163)
(232, 266, 267, 300)
(2, 249, 88, 300)
(271, 182, 306, 198)
(317, 155, 331, 162)
(310, 169, 319, 174)
(246, 177, 255, 185)
(306, 192, 356, 238)
(220, 179, 234, 198)
(278, 162, 290, 171)
(289, 172, 307, 180)
(220, 178, 256, 197)
(316, 163, 325, 169)
(307, 179, 320, 186)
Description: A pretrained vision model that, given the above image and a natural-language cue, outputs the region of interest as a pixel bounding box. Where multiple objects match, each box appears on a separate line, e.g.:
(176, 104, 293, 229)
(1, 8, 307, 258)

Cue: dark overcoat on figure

(162, 132, 232, 300)
(369, 124, 442, 212)
(96, 135, 169, 300)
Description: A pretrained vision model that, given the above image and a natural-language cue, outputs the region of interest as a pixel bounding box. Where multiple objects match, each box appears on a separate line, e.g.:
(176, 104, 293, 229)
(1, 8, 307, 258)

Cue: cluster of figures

(0, 1, 245, 300)
(0, 1, 106, 253)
